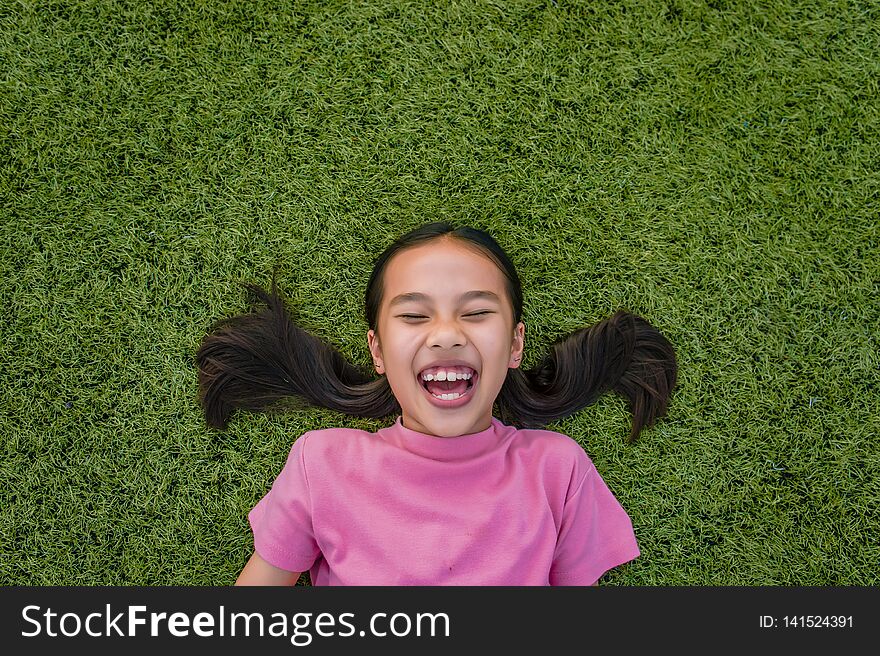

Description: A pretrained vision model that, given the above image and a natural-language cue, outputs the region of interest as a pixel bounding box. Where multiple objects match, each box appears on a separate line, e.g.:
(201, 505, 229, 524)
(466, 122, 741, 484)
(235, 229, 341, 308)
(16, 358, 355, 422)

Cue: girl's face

(367, 239, 525, 438)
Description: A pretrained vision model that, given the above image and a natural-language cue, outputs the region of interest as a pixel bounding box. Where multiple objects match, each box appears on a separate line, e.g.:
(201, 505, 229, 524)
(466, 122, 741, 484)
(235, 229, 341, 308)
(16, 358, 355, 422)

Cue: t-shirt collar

(380, 415, 509, 462)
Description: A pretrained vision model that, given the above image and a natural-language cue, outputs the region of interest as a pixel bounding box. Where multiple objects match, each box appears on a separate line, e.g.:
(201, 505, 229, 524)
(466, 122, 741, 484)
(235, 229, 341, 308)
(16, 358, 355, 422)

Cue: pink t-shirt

(248, 415, 639, 585)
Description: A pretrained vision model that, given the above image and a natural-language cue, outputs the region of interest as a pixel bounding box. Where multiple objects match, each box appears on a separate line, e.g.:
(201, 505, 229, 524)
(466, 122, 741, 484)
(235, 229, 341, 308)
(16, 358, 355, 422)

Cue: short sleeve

(247, 434, 321, 573)
(549, 455, 640, 586)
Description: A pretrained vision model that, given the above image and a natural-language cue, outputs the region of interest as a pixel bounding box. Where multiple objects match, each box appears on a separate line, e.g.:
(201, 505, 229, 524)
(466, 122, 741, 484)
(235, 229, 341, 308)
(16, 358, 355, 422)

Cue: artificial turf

(1, 0, 877, 585)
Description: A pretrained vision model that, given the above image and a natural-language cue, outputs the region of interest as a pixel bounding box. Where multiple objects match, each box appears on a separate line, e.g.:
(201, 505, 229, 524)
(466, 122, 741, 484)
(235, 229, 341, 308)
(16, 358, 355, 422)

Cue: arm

(235, 551, 302, 586)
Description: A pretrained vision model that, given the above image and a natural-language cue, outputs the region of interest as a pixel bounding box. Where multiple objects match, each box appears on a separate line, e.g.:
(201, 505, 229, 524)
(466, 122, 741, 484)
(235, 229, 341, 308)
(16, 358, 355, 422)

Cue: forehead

(382, 240, 507, 301)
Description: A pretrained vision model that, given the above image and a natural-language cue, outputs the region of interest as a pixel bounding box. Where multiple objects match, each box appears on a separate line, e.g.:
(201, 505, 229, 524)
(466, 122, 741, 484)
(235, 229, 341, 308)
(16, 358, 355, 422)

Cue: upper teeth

(421, 370, 473, 381)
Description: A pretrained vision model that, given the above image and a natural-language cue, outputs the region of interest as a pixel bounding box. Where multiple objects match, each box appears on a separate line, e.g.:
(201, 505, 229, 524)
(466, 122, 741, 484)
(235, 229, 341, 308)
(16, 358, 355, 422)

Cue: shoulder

(507, 424, 592, 459)
(293, 425, 373, 455)
(284, 425, 378, 475)
(504, 424, 595, 481)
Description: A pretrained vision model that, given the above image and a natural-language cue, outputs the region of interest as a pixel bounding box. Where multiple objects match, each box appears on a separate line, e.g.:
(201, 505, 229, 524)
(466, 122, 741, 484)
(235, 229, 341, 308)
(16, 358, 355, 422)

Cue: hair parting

(196, 223, 677, 441)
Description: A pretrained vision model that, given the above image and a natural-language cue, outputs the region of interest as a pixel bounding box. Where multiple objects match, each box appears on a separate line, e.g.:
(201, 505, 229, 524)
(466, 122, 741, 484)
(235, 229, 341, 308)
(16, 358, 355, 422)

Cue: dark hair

(196, 222, 677, 442)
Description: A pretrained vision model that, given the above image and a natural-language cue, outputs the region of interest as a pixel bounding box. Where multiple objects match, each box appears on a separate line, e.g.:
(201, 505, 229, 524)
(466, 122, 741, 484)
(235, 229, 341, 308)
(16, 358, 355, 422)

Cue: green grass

(2, 0, 877, 585)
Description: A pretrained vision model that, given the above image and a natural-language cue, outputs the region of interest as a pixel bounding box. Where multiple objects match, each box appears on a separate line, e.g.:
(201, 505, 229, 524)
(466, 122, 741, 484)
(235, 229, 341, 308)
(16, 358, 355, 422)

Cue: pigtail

(496, 310, 677, 442)
(195, 275, 398, 430)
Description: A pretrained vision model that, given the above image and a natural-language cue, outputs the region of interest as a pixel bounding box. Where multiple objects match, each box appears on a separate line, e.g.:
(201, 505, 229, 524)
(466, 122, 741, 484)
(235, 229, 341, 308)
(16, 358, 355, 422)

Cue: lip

(417, 370, 479, 409)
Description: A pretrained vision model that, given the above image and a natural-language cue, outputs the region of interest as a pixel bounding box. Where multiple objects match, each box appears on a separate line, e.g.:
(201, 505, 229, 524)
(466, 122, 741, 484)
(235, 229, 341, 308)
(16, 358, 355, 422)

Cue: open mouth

(418, 371, 477, 402)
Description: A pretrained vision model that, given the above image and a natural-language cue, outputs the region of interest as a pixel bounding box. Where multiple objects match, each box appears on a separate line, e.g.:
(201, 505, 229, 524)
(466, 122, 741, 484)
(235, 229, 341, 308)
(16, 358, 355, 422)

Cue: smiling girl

(196, 222, 677, 585)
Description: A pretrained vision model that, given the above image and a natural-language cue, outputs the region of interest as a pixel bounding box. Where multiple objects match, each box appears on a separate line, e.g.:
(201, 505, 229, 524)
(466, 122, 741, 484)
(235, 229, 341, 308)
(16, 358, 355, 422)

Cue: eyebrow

(388, 290, 501, 308)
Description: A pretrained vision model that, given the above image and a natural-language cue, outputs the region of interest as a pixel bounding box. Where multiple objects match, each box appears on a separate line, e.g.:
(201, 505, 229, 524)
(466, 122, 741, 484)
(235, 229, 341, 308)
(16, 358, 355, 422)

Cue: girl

(196, 222, 677, 585)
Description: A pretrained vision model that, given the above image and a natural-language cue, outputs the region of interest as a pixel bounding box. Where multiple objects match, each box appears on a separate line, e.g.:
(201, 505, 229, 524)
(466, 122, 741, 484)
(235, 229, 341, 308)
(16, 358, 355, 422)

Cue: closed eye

(398, 311, 493, 320)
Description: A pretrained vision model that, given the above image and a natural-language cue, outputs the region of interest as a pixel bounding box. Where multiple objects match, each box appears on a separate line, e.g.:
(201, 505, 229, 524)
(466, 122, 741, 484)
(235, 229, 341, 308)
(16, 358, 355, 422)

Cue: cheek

(380, 333, 419, 371)
(475, 333, 513, 371)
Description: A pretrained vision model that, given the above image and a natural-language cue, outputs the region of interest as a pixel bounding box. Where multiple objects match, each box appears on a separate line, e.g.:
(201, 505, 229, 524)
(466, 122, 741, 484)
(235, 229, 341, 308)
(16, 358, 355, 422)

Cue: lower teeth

(424, 379, 473, 401)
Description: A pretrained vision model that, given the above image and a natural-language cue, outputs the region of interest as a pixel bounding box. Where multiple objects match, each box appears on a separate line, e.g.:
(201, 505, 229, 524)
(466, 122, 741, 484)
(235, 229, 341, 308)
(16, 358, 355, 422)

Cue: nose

(427, 316, 467, 349)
